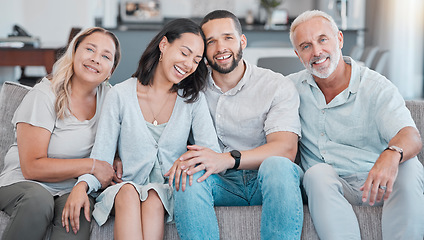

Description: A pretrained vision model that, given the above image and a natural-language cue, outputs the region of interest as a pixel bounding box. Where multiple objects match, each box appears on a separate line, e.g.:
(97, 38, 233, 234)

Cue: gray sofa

(0, 81, 423, 240)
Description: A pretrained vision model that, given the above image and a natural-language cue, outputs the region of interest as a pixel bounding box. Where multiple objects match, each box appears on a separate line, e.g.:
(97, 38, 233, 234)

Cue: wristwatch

(384, 146, 403, 162)
(230, 150, 241, 170)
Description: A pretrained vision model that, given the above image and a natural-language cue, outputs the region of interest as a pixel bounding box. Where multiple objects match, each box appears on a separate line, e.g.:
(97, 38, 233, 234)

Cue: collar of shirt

(207, 60, 251, 96)
(300, 56, 361, 108)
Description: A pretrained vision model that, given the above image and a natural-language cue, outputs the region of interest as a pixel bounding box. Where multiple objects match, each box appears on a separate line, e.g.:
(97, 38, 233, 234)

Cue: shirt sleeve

(190, 92, 221, 153)
(12, 85, 56, 132)
(75, 174, 101, 194)
(374, 78, 417, 142)
(264, 76, 301, 137)
(76, 88, 122, 194)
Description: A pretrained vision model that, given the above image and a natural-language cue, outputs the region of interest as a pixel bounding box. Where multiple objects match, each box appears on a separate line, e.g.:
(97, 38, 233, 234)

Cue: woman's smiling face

(157, 32, 204, 85)
(72, 31, 116, 85)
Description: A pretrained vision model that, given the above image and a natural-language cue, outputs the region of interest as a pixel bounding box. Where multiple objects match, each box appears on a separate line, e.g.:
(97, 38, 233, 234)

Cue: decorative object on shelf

(259, 0, 284, 29)
(246, 10, 255, 25)
(120, 0, 162, 23)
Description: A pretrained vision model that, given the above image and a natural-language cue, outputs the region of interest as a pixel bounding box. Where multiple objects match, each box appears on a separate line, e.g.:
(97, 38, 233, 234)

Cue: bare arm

(361, 126, 422, 205)
(387, 126, 422, 163)
(17, 122, 113, 184)
(236, 131, 298, 169)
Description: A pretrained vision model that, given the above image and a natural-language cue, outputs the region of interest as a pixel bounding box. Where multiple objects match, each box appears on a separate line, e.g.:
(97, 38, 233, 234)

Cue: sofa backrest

(0, 82, 31, 172)
(0, 81, 423, 172)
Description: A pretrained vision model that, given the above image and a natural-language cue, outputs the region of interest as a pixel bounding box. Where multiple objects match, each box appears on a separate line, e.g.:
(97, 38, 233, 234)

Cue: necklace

(146, 87, 172, 126)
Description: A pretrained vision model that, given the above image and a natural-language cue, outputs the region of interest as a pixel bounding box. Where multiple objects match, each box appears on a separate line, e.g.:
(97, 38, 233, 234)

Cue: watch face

(231, 150, 241, 158)
(389, 146, 403, 153)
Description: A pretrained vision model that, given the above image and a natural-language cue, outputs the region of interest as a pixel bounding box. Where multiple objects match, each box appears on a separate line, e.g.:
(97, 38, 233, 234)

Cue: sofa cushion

(0, 82, 31, 172)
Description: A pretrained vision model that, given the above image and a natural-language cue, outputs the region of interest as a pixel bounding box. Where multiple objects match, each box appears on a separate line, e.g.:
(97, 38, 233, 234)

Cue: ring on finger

(378, 185, 387, 191)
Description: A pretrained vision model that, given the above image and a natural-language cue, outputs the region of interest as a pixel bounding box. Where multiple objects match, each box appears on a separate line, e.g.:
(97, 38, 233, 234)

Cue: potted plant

(260, 0, 284, 28)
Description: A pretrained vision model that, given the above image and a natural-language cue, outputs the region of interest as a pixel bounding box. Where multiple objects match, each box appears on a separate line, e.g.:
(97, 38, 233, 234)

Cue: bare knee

(143, 190, 163, 212)
(115, 184, 140, 209)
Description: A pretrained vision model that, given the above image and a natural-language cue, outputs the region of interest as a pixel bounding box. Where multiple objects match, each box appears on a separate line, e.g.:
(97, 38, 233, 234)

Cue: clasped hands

(165, 145, 230, 191)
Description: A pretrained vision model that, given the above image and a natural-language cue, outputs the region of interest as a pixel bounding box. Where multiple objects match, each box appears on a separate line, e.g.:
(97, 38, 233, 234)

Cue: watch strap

(385, 146, 403, 162)
(230, 150, 241, 170)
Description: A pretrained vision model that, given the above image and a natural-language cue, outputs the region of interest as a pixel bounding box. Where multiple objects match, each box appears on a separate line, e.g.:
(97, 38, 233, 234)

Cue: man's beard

(301, 46, 341, 79)
(208, 45, 243, 74)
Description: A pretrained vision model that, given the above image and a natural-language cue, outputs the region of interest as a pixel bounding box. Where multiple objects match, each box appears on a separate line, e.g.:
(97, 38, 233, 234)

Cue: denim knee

(258, 156, 302, 184)
(173, 170, 210, 200)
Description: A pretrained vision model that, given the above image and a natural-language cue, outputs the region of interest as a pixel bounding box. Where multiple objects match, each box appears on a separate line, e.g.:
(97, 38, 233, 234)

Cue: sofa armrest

(0, 81, 31, 172)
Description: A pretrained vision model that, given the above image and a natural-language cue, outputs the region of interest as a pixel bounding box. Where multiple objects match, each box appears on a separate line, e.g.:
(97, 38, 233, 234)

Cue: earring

(159, 52, 163, 62)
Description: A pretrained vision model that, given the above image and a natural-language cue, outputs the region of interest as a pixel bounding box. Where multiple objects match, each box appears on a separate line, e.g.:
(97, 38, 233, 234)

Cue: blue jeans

(174, 156, 304, 240)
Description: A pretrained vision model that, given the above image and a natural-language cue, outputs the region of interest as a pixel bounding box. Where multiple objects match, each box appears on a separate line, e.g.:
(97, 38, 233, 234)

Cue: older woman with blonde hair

(0, 27, 121, 240)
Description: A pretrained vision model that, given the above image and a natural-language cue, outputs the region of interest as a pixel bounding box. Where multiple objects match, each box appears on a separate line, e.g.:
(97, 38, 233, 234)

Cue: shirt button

(321, 110, 325, 114)
(321, 132, 325, 136)
(155, 144, 158, 148)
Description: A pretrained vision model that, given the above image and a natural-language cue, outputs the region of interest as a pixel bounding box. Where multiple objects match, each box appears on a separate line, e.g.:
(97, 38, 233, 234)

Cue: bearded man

(288, 10, 424, 240)
(168, 9, 304, 240)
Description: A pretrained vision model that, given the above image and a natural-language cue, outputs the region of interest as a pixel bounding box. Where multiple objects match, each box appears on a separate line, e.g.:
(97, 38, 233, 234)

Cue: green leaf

(260, 0, 283, 9)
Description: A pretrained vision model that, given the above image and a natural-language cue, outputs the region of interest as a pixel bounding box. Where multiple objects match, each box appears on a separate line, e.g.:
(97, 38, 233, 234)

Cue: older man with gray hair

(288, 10, 424, 240)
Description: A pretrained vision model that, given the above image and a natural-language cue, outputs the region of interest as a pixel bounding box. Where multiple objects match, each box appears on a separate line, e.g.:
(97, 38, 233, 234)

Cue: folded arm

(17, 122, 113, 186)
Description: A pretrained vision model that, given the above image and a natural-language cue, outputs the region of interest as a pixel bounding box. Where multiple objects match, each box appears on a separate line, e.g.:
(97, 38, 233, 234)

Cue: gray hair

(289, 10, 339, 48)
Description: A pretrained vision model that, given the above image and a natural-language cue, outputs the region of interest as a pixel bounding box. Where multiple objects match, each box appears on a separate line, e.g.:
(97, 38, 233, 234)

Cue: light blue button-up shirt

(288, 57, 417, 177)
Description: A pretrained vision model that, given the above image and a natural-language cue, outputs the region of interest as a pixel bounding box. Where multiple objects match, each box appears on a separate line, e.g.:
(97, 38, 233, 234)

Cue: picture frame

(120, 0, 162, 23)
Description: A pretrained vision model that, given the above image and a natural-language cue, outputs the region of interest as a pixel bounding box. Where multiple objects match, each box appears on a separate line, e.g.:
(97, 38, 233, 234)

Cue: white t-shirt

(0, 78, 109, 196)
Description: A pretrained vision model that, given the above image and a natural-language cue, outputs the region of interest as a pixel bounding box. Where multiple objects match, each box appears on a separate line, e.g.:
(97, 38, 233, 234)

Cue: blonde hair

(50, 27, 121, 119)
(289, 10, 339, 48)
